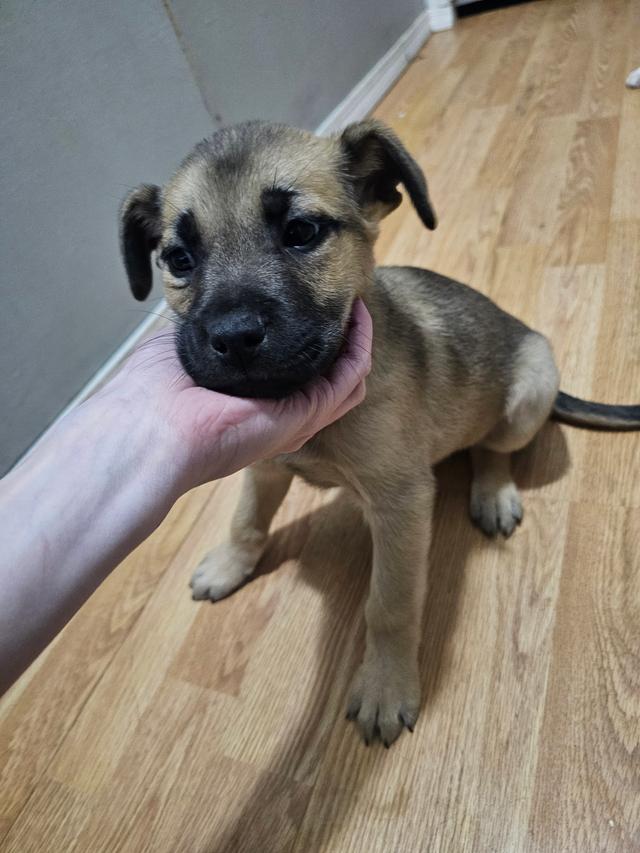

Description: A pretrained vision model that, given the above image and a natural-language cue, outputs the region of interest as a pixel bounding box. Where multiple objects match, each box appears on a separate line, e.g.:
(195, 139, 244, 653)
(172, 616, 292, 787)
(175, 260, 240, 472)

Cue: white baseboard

(316, 11, 431, 135)
(18, 12, 432, 466)
(429, 6, 456, 32)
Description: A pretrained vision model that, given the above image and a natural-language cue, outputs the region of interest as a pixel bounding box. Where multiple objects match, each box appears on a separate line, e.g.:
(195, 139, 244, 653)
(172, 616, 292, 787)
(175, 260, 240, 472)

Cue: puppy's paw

(189, 542, 259, 601)
(626, 67, 640, 88)
(470, 480, 523, 538)
(346, 655, 420, 748)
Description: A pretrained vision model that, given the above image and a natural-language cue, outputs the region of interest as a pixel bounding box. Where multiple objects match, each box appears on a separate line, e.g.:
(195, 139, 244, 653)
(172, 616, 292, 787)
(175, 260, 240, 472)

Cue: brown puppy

(120, 120, 640, 747)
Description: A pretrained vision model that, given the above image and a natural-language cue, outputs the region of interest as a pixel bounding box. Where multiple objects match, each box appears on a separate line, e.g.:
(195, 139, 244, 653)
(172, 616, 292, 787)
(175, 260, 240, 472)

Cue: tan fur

(120, 120, 561, 747)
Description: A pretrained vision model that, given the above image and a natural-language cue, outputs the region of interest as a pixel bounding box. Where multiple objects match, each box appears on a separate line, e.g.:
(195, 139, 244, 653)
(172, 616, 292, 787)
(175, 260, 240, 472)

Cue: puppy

(120, 120, 640, 747)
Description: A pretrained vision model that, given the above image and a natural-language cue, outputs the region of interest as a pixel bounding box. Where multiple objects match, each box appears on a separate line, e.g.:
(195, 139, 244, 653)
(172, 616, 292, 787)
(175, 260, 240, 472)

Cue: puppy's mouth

(177, 326, 341, 398)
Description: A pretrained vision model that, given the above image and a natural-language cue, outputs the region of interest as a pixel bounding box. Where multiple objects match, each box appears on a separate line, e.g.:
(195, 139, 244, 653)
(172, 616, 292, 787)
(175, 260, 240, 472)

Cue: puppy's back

(372, 266, 540, 458)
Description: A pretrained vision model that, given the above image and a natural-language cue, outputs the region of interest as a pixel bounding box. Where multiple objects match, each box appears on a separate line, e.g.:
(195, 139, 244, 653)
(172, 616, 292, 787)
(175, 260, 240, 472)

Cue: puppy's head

(120, 119, 436, 397)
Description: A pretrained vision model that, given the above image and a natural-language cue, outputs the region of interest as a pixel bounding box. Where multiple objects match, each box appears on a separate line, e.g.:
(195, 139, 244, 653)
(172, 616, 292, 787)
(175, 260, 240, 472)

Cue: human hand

(105, 299, 372, 493)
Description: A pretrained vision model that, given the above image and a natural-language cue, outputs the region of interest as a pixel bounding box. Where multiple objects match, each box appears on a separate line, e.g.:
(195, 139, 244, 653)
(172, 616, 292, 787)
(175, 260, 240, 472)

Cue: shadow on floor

(204, 422, 569, 852)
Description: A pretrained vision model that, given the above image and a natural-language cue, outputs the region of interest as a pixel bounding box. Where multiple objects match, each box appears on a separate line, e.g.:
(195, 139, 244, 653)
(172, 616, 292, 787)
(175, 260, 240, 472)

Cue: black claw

(399, 711, 415, 733)
(383, 740, 390, 749)
(471, 512, 497, 538)
(364, 738, 370, 747)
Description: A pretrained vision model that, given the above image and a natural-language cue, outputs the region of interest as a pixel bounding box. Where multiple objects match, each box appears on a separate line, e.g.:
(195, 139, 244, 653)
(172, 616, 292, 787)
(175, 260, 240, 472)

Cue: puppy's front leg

(190, 462, 293, 601)
(347, 476, 435, 746)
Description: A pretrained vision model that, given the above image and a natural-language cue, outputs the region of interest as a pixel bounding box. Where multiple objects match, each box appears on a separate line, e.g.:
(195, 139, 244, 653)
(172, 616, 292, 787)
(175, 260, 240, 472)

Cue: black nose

(206, 313, 266, 363)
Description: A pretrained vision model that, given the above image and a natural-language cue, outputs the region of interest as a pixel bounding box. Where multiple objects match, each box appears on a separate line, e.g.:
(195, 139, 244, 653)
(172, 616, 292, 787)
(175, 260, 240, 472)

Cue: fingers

(324, 298, 373, 394)
(289, 298, 372, 427)
(289, 378, 367, 451)
(327, 377, 367, 424)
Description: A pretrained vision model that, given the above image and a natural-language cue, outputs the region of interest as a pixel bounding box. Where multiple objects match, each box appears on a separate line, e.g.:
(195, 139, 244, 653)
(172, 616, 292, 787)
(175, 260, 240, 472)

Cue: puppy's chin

(179, 341, 341, 399)
(203, 374, 313, 399)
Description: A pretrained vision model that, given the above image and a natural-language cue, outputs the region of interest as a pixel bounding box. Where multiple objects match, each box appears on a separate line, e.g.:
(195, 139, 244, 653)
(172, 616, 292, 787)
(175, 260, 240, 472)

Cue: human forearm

(0, 394, 181, 691)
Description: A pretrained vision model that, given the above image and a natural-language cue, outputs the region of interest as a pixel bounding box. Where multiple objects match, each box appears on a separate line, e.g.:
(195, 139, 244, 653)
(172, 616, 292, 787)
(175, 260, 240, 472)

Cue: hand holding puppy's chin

(107, 299, 371, 492)
(166, 298, 372, 488)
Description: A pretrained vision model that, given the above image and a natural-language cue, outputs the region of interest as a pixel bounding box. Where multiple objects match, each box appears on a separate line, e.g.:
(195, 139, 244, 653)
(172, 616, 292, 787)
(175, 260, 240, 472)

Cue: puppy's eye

(164, 248, 194, 278)
(283, 219, 320, 249)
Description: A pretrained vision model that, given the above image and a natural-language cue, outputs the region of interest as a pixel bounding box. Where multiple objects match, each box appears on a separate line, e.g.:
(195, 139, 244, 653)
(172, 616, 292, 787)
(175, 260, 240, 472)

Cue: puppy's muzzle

(178, 306, 340, 398)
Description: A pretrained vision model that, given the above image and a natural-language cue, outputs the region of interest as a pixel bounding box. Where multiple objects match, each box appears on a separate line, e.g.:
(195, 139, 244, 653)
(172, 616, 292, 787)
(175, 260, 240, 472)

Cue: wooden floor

(2, 1, 640, 850)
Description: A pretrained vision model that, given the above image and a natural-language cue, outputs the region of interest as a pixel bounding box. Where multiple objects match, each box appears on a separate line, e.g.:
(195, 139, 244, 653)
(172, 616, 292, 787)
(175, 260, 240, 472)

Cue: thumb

(285, 298, 372, 430)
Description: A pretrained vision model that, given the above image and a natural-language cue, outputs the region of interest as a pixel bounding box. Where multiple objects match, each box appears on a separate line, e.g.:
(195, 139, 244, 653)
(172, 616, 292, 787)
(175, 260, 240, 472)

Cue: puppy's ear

(119, 184, 162, 301)
(340, 119, 437, 230)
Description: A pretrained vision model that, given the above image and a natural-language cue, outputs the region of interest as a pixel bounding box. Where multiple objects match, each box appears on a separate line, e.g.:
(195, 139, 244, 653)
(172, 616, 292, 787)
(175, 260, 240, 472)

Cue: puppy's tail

(552, 391, 640, 431)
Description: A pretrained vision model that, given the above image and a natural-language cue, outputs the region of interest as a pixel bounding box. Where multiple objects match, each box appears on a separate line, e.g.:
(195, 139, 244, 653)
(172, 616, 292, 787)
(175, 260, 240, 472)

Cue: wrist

(82, 383, 187, 509)
(90, 372, 214, 499)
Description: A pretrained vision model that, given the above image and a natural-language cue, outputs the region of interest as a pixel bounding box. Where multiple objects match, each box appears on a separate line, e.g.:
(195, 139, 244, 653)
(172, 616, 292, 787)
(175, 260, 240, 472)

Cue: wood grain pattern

(549, 117, 619, 266)
(498, 114, 576, 248)
(2, 2, 639, 850)
(0, 482, 217, 828)
(526, 504, 640, 853)
(578, 1, 629, 119)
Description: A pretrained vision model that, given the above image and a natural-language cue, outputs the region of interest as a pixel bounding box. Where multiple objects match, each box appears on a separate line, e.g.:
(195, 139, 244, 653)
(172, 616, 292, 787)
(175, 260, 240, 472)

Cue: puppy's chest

(278, 429, 363, 493)
(280, 453, 351, 491)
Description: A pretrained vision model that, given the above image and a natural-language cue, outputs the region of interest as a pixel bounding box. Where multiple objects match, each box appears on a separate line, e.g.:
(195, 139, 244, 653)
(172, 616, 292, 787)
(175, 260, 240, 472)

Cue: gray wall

(0, 0, 424, 475)
(170, 0, 424, 130)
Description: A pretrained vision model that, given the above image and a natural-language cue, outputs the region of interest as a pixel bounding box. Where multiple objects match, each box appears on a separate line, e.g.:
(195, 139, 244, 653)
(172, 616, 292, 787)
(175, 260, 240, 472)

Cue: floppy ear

(119, 184, 162, 301)
(340, 119, 437, 230)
